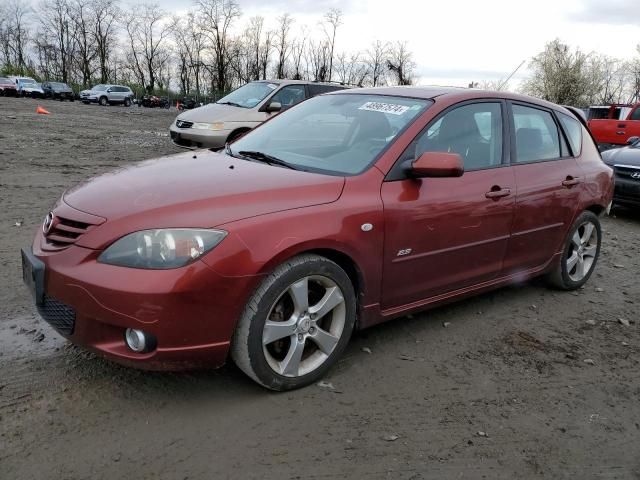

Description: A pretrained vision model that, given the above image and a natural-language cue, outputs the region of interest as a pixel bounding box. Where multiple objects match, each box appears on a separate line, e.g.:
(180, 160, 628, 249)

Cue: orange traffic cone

(36, 106, 50, 115)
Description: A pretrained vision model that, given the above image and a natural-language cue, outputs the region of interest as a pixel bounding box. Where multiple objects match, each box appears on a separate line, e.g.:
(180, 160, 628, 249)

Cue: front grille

(614, 165, 640, 181)
(37, 295, 75, 335)
(176, 120, 193, 129)
(45, 216, 94, 249)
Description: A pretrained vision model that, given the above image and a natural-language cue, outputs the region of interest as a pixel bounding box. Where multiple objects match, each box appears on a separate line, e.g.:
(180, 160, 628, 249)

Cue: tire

(124, 97, 131, 107)
(231, 254, 356, 391)
(547, 211, 602, 290)
(99, 96, 108, 106)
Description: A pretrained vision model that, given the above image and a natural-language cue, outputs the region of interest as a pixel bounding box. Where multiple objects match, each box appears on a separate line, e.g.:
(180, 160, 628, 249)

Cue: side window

(270, 85, 306, 109)
(557, 112, 583, 156)
(308, 84, 343, 96)
(414, 102, 503, 171)
(630, 108, 640, 121)
(512, 104, 561, 163)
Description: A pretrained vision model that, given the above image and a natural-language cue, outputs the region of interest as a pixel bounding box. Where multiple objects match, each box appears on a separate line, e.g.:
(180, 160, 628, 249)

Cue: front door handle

(485, 187, 511, 199)
(562, 176, 580, 187)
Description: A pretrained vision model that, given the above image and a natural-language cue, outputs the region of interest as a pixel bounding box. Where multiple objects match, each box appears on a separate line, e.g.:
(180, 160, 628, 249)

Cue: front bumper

(81, 95, 98, 103)
(24, 231, 261, 370)
(613, 181, 640, 206)
(169, 124, 232, 149)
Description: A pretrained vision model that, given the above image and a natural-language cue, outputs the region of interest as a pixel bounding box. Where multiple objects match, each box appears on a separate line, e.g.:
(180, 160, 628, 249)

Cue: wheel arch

(584, 203, 606, 217)
(228, 127, 252, 143)
(257, 244, 366, 306)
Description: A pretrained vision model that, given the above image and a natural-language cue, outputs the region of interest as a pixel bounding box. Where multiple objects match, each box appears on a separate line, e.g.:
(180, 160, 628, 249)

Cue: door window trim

(507, 100, 574, 165)
(385, 98, 511, 181)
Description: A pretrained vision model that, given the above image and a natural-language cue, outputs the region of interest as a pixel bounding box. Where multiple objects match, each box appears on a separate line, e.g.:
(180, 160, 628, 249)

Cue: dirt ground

(0, 96, 639, 479)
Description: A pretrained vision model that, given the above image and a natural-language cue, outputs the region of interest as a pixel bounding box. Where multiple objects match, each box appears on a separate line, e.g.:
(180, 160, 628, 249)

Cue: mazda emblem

(42, 212, 54, 235)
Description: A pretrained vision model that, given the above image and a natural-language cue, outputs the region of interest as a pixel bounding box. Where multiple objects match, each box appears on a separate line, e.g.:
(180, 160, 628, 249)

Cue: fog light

(125, 328, 149, 353)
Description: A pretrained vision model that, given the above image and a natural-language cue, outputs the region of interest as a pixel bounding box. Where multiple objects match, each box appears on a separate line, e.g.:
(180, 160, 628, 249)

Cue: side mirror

(266, 101, 282, 113)
(409, 151, 464, 178)
(626, 136, 639, 145)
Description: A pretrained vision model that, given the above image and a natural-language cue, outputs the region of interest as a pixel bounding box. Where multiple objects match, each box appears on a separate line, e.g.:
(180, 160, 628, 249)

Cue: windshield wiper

(217, 101, 245, 108)
(238, 150, 298, 170)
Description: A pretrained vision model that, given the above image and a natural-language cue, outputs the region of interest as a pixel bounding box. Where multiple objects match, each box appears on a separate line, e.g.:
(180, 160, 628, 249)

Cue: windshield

(0, 77, 11, 83)
(92, 85, 107, 91)
(230, 94, 431, 175)
(217, 82, 279, 109)
(50, 82, 67, 88)
(23, 82, 37, 87)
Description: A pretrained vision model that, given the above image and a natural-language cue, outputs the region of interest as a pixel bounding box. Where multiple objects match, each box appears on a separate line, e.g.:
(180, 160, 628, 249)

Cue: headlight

(192, 122, 225, 131)
(98, 229, 227, 269)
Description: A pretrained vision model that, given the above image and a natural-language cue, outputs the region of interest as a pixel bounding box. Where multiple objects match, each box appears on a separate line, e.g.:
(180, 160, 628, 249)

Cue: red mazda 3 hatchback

(22, 87, 613, 390)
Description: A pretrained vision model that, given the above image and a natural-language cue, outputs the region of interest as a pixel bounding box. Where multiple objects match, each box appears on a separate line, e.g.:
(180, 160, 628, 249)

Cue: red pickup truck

(588, 104, 640, 149)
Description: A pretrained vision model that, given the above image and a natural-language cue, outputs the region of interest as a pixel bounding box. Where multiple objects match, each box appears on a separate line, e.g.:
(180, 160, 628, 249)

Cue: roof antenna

(498, 60, 526, 91)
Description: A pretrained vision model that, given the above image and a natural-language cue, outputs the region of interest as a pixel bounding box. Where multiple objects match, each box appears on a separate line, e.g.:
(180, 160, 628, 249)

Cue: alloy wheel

(566, 220, 599, 282)
(262, 275, 346, 378)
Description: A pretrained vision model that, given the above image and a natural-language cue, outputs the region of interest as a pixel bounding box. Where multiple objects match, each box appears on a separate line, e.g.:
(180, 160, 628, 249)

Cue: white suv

(80, 84, 134, 106)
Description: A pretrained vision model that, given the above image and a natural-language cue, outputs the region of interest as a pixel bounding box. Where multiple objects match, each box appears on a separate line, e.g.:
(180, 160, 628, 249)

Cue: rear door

(381, 101, 516, 308)
(502, 102, 582, 274)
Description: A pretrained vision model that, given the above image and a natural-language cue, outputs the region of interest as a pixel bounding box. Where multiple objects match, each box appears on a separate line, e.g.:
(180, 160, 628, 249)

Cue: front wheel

(99, 96, 108, 106)
(547, 211, 601, 290)
(124, 97, 131, 107)
(231, 255, 356, 391)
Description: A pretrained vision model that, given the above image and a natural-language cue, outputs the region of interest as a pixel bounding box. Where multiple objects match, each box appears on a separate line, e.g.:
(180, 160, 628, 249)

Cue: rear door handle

(562, 177, 580, 187)
(485, 188, 511, 199)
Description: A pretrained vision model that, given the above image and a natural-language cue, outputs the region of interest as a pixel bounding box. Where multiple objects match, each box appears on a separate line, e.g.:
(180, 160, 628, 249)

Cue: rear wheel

(124, 97, 131, 107)
(231, 254, 356, 391)
(547, 211, 601, 290)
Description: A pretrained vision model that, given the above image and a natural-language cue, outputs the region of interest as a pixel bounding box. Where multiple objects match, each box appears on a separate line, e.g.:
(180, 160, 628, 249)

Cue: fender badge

(361, 223, 373, 232)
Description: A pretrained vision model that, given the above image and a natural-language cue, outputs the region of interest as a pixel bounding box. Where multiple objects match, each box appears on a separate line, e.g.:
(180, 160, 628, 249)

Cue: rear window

(557, 112, 583, 156)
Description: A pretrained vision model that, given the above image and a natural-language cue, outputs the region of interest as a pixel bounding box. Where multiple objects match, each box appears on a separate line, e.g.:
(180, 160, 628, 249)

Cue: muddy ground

(0, 96, 639, 479)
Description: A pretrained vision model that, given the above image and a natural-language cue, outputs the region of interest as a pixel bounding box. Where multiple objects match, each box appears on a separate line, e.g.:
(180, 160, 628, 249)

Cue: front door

(381, 101, 515, 309)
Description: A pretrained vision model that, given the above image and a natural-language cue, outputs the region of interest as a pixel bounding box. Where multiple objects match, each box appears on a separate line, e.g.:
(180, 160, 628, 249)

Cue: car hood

(601, 146, 640, 167)
(63, 150, 345, 249)
(176, 103, 260, 123)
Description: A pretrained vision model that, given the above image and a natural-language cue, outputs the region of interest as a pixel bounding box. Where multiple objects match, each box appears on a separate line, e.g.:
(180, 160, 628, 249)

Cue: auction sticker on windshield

(359, 101, 410, 115)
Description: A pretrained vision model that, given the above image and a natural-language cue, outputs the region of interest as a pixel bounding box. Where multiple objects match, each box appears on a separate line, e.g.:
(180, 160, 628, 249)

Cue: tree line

(0, 0, 417, 97)
(522, 39, 640, 107)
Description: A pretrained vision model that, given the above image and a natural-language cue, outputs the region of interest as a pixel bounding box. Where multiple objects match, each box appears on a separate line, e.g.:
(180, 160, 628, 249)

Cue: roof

(256, 79, 352, 88)
(329, 85, 573, 113)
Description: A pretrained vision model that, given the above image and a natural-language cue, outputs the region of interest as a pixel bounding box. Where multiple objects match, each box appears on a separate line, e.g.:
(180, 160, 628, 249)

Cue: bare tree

(196, 0, 241, 91)
(290, 25, 308, 80)
(335, 51, 368, 86)
(322, 8, 342, 81)
(92, 0, 119, 83)
(0, 0, 32, 74)
(306, 39, 330, 82)
(275, 13, 294, 79)
(71, 0, 98, 86)
(365, 40, 389, 87)
(37, 0, 77, 82)
(125, 3, 171, 92)
(387, 41, 414, 85)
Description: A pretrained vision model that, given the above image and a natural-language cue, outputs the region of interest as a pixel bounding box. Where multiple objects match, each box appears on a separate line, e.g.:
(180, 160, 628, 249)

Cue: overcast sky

(147, 0, 640, 88)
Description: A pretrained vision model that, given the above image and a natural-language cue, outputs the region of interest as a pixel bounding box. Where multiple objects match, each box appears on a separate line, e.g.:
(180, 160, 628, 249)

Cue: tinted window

(270, 85, 306, 108)
(513, 104, 561, 163)
(414, 102, 503, 171)
(630, 108, 640, 121)
(230, 94, 430, 176)
(308, 84, 345, 96)
(558, 112, 583, 156)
